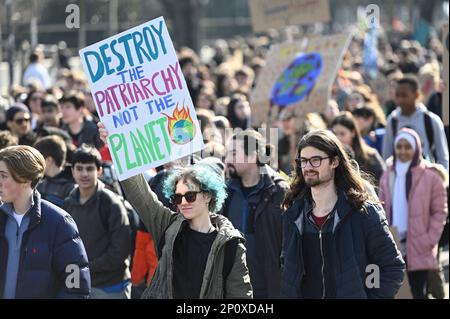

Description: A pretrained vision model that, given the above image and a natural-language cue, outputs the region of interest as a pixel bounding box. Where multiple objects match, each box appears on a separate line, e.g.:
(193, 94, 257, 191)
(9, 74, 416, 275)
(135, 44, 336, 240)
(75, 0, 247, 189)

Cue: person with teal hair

(162, 163, 227, 214)
(98, 123, 253, 299)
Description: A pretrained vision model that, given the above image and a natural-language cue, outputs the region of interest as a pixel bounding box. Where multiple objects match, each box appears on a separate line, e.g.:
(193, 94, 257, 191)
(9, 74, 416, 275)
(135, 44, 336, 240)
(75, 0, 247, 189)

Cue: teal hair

(163, 164, 227, 213)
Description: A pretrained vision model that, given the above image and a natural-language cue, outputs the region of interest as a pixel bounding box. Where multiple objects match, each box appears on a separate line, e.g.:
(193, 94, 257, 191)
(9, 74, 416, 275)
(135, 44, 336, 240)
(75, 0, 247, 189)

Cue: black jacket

(0, 191, 90, 298)
(281, 192, 405, 299)
(63, 118, 103, 149)
(222, 165, 288, 298)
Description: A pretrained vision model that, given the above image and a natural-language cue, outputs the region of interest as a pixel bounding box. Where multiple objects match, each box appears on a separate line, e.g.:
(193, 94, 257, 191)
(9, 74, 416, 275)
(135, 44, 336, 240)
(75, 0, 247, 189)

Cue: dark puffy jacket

(222, 165, 288, 298)
(281, 192, 405, 299)
(0, 191, 91, 298)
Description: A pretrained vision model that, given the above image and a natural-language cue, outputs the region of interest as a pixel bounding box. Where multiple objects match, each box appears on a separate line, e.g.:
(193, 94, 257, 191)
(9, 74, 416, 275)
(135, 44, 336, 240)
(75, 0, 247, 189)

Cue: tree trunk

(159, 0, 203, 51)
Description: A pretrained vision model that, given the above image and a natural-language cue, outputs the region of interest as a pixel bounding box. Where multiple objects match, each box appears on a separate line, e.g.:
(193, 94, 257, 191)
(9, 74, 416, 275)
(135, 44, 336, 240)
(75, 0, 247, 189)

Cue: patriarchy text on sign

(80, 17, 204, 180)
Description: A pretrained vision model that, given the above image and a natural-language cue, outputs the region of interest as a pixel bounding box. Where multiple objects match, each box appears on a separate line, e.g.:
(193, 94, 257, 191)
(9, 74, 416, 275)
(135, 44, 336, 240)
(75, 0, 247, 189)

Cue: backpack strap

(391, 115, 398, 137)
(424, 111, 436, 160)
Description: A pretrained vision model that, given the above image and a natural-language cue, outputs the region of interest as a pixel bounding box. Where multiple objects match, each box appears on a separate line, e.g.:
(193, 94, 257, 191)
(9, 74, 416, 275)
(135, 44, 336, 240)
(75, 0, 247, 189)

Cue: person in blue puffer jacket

(0, 145, 90, 299)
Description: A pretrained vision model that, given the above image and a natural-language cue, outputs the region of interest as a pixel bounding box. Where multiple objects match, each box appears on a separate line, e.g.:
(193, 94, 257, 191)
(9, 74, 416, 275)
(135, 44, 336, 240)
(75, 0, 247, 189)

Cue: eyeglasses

(295, 156, 330, 168)
(171, 191, 202, 205)
(14, 117, 31, 125)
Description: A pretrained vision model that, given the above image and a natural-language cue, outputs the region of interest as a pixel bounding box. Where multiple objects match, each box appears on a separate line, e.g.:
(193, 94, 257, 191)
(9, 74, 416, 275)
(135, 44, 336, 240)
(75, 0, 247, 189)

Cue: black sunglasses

(14, 117, 31, 125)
(171, 191, 202, 205)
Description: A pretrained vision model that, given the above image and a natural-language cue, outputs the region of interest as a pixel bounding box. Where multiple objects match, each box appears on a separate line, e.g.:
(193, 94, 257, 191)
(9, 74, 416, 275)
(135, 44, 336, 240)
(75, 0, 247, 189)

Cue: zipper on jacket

(319, 230, 325, 299)
(308, 211, 333, 300)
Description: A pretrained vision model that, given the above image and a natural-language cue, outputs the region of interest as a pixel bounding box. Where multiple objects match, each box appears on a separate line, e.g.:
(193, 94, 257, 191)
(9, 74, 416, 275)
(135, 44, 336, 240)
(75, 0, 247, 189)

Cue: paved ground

(441, 247, 449, 299)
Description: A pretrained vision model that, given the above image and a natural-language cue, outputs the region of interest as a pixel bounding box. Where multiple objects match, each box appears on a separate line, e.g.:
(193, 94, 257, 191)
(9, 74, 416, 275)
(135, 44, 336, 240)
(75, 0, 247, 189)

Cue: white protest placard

(79, 17, 204, 180)
(251, 33, 352, 126)
(249, 0, 331, 33)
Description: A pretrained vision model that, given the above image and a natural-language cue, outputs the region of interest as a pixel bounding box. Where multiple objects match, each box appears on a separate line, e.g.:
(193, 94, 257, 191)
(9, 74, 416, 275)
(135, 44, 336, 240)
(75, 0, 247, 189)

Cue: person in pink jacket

(379, 127, 448, 299)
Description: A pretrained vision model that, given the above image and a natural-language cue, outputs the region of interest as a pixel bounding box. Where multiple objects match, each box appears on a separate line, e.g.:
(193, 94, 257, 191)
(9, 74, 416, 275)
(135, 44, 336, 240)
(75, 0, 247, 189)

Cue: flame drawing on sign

(162, 101, 196, 145)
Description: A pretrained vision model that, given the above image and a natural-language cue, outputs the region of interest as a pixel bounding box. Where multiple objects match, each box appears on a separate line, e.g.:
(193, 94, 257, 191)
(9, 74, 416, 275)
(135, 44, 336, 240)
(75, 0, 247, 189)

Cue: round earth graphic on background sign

(270, 52, 323, 107)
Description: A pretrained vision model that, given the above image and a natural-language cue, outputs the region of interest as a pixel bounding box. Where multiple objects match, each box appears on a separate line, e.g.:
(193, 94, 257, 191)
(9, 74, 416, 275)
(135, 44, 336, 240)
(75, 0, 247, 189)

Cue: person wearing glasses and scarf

(281, 129, 404, 299)
(97, 123, 253, 299)
(379, 128, 447, 299)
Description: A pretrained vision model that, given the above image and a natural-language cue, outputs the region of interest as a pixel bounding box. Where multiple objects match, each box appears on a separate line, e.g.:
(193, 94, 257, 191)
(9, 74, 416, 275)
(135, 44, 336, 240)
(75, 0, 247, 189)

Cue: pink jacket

(379, 161, 447, 271)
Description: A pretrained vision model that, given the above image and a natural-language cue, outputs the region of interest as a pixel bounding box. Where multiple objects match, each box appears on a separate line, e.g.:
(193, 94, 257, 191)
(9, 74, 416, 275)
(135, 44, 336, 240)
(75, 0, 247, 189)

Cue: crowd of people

(0, 23, 448, 299)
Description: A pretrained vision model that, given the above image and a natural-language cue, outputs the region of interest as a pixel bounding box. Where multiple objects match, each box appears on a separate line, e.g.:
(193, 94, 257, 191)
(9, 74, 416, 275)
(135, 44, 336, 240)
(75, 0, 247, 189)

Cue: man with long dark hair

(281, 129, 405, 299)
(224, 129, 288, 299)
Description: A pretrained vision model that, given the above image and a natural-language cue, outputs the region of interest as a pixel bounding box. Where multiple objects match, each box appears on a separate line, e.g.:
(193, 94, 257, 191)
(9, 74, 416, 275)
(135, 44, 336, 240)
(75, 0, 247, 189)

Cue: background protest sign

(251, 33, 352, 126)
(79, 16, 203, 181)
(443, 23, 448, 126)
(249, 0, 331, 33)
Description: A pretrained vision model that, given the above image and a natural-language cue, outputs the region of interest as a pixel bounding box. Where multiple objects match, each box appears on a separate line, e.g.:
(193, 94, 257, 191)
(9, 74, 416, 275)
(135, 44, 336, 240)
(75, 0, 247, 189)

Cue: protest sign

(80, 16, 203, 180)
(249, 0, 331, 33)
(443, 24, 448, 126)
(251, 33, 352, 126)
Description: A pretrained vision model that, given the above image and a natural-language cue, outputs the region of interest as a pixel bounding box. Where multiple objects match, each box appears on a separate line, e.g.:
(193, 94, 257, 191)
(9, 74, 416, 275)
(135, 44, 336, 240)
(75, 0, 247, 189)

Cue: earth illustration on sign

(270, 52, 323, 107)
(162, 102, 196, 145)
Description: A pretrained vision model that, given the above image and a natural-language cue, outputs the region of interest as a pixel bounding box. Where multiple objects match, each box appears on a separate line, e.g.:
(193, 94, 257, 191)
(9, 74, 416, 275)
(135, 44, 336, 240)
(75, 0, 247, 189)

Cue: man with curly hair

(98, 123, 253, 299)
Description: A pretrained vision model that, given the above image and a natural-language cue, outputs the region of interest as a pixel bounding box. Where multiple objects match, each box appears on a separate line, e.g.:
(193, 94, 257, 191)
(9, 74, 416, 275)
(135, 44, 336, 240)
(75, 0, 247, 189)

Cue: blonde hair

(419, 62, 440, 84)
(0, 145, 45, 188)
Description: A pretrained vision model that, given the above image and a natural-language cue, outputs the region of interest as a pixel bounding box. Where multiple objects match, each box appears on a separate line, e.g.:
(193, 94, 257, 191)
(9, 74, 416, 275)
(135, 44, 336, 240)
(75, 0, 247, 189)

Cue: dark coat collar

(284, 190, 355, 230)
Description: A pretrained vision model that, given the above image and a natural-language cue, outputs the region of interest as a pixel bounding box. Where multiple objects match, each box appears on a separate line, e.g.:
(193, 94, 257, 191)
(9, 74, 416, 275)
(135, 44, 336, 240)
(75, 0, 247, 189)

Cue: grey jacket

(63, 181, 131, 287)
(382, 103, 449, 169)
(121, 174, 253, 299)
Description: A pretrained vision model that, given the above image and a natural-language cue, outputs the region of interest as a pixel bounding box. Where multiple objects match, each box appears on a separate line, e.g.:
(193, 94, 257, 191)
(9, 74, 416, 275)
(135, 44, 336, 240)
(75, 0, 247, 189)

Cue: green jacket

(121, 174, 253, 299)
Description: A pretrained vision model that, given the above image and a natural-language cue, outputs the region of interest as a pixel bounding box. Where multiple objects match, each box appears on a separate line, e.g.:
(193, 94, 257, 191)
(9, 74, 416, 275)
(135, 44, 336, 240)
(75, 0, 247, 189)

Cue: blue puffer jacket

(281, 192, 405, 299)
(0, 191, 91, 298)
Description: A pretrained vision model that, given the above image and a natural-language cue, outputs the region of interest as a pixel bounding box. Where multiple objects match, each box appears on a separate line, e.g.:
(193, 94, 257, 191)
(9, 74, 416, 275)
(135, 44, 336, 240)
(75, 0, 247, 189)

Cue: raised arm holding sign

(98, 123, 253, 299)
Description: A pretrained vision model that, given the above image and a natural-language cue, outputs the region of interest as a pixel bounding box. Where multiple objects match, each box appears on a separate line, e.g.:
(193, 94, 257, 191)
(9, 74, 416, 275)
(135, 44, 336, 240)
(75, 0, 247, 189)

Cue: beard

(305, 176, 322, 187)
(303, 170, 333, 187)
